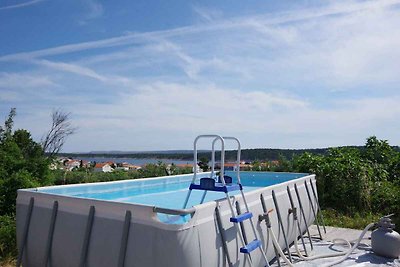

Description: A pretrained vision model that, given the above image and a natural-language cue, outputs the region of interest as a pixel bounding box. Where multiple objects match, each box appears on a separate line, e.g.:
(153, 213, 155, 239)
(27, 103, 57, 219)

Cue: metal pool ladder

(183, 134, 270, 267)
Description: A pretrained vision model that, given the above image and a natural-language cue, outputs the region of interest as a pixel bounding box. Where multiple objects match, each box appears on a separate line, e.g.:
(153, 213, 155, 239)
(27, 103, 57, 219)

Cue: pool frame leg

(45, 201, 58, 267)
(260, 194, 281, 267)
(272, 190, 293, 262)
(294, 184, 314, 250)
(304, 181, 323, 240)
(215, 206, 233, 267)
(286, 186, 308, 256)
(79, 206, 95, 267)
(118, 210, 132, 267)
(17, 197, 34, 267)
(309, 179, 326, 234)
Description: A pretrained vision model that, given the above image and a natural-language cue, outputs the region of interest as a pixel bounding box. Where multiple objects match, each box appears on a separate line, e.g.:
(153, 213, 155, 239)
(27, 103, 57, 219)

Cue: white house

(94, 163, 113, 173)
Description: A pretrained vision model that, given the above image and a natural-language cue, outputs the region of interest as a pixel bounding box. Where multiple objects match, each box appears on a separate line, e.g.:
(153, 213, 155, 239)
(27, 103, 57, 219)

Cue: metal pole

(215, 207, 233, 267)
(260, 194, 281, 267)
(79, 206, 95, 267)
(304, 180, 323, 239)
(272, 190, 293, 262)
(294, 184, 314, 250)
(45, 201, 58, 267)
(309, 179, 326, 234)
(223, 136, 241, 184)
(211, 137, 219, 178)
(286, 186, 308, 256)
(118, 210, 132, 267)
(200, 137, 221, 204)
(17, 197, 34, 267)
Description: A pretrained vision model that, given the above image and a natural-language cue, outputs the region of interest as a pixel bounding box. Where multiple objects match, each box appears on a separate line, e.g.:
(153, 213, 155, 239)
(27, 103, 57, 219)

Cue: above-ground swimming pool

(36, 171, 306, 223)
(17, 171, 318, 267)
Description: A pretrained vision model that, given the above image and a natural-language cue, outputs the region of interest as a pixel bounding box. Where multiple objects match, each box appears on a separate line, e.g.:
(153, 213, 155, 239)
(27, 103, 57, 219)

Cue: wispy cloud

(0, 72, 55, 88)
(192, 6, 222, 22)
(2, 0, 398, 61)
(36, 59, 108, 82)
(2, 0, 400, 150)
(0, 0, 45, 11)
(54, 83, 400, 150)
(78, 0, 104, 25)
(34, 59, 136, 87)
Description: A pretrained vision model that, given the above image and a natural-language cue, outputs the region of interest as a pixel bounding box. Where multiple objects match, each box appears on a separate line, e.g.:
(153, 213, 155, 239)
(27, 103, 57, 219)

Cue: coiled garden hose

(262, 209, 376, 267)
(322, 222, 376, 267)
(292, 209, 352, 261)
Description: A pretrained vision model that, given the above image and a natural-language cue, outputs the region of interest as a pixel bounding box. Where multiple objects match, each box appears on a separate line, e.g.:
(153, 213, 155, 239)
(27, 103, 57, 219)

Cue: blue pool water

(38, 172, 307, 210)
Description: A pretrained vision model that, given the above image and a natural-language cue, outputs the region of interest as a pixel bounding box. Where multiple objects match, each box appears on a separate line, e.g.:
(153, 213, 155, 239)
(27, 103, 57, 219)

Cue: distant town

(51, 156, 281, 173)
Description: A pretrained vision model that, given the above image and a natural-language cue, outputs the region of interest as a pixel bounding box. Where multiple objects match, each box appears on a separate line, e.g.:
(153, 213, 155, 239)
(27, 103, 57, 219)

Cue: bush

(370, 180, 400, 226)
(291, 137, 400, 229)
(292, 148, 373, 211)
(0, 215, 17, 260)
(0, 171, 39, 215)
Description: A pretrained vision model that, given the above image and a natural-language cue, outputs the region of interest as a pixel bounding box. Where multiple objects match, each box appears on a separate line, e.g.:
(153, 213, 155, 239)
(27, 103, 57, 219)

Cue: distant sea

(75, 157, 193, 166)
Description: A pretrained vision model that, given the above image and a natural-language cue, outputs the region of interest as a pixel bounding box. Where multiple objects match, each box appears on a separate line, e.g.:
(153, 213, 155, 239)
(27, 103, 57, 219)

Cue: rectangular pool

(38, 171, 307, 210)
(17, 171, 317, 267)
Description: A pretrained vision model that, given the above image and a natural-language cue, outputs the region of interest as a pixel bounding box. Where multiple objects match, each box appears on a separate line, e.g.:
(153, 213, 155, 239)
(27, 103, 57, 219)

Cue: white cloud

(2, 0, 400, 150)
(57, 83, 399, 150)
(36, 59, 107, 82)
(192, 6, 223, 22)
(2, 0, 398, 62)
(78, 0, 104, 25)
(0, 72, 55, 88)
(0, 0, 45, 11)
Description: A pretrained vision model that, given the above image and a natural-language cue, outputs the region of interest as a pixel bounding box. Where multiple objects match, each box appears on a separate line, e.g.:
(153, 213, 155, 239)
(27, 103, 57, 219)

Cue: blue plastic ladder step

(240, 239, 262, 254)
(230, 212, 253, 223)
(189, 183, 242, 193)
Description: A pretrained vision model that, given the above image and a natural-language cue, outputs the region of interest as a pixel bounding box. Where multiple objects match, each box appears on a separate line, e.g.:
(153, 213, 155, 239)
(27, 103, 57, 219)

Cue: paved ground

(271, 225, 400, 267)
(308, 225, 372, 245)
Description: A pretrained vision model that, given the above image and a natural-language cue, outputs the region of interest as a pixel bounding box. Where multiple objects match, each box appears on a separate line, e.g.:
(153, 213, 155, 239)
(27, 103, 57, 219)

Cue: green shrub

(370, 180, 400, 227)
(0, 171, 39, 215)
(292, 148, 373, 211)
(0, 215, 17, 260)
(291, 137, 400, 230)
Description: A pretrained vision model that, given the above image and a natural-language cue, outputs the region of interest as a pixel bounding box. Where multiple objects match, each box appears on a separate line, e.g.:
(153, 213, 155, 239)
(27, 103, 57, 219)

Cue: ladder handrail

(191, 134, 225, 184)
(222, 136, 241, 184)
(210, 136, 241, 183)
(211, 137, 219, 179)
(183, 135, 225, 209)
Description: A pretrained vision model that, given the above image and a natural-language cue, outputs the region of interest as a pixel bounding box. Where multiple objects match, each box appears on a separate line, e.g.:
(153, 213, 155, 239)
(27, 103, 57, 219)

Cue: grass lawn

(320, 209, 383, 230)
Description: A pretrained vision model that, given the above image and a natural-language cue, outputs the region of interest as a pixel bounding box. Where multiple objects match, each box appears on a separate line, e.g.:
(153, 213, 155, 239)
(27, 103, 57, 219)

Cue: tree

(0, 108, 16, 142)
(41, 109, 77, 157)
(0, 109, 51, 215)
(363, 136, 394, 164)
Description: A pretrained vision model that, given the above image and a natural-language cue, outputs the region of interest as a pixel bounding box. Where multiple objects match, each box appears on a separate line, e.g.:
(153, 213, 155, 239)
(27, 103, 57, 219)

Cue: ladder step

(240, 239, 262, 254)
(189, 183, 242, 193)
(230, 212, 253, 223)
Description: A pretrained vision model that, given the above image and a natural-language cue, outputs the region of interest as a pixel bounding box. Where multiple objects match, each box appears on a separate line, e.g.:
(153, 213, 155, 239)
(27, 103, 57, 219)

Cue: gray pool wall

(16, 172, 317, 267)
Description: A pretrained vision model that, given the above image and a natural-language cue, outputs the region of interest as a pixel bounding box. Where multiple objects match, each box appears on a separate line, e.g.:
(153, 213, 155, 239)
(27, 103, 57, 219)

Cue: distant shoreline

(58, 145, 400, 161)
(69, 156, 193, 166)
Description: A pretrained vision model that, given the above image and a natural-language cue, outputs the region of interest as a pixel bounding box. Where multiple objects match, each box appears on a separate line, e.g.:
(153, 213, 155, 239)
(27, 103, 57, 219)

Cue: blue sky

(1, 0, 400, 152)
